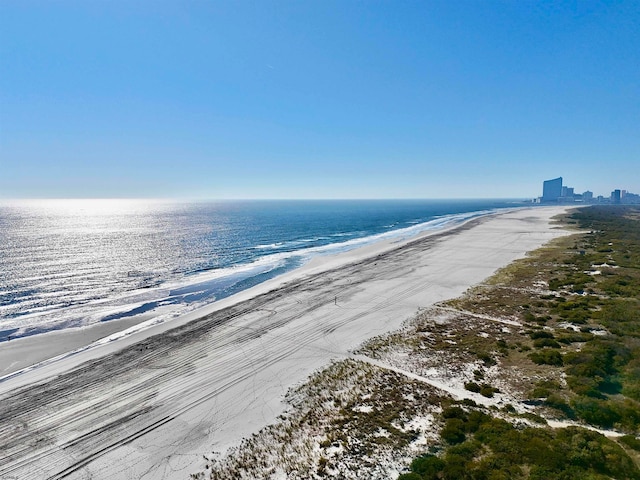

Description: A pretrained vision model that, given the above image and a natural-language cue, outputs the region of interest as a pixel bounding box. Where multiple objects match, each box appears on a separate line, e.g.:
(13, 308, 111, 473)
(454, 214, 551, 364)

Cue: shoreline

(0, 207, 510, 381)
(0, 201, 506, 352)
(0, 206, 572, 480)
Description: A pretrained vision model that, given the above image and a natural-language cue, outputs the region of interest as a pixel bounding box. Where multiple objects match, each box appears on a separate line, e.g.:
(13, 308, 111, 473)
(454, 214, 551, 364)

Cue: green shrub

(564, 340, 630, 397)
(530, 331, 554, 340)
(530, 379, 562, 399)
(533, 338, 561, 348)
(549, 278, 562, 291)
(476, 351, 496, 366)
(398, 473, 422, 480)
(441, 418, 466, 444)
(410, 454, 445, 478)
(544, 393, 575, 418)
(529, 349, 563, 366)
(529, 386, 551, 398)
(557, 332, 594, 344)
(440, 454, 468, 479)
(402, 400, 640, 479)
(519, 412, 547, 424)
(622, 367, 640, 401)
(480, 384, 499, 398)
(571, 397, 621, 429)
(442, 406, 466, 419)
(464, 382, 481, 393)
(447, 439, 482, 460)
(620, 435, 640, 451)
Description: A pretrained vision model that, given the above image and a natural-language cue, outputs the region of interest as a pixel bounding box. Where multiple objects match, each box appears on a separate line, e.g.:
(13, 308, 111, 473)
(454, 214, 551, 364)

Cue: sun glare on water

(16, 198, 168, 216)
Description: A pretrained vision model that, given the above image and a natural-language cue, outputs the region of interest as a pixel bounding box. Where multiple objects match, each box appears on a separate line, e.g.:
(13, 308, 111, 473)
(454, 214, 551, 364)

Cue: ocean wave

(252, 242, 285, 250)
(0, 200, 517, 342)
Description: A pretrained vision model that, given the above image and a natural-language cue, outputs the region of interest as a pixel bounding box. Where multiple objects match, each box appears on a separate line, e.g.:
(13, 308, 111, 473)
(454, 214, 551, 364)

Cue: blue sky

(1, 1, 638, 199)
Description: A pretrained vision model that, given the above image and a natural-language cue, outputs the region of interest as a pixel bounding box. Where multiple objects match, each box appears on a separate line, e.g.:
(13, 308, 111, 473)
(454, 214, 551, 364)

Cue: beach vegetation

(440, 418, 466, 444)
(621, 435, 640, 451)
(468, 207, 640, 429)
(518, 411, 547, 424)
(398, 473, 423, 480)
(463, 381, 481, 393)
(399, 407, 640, 480)
(543, 393, 576, 418)
(397, 206, 640, 478)
(528, 349, 563, 366)
(410, 455, 446, 478)
(557, 331, 593, 344)
(533, 337, 561, 348)
(529, 330, 554, 340)
(528, 379, 562, 399)
(479, 384, 499, 398)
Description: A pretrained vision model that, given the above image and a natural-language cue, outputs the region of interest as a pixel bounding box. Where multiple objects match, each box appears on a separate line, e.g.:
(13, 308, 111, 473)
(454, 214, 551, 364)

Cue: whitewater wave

(0, 203, 508, 342)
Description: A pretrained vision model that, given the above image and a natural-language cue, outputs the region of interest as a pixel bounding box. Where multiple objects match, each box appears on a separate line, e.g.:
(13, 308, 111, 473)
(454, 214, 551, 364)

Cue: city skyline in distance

(539, 176, 639, 205)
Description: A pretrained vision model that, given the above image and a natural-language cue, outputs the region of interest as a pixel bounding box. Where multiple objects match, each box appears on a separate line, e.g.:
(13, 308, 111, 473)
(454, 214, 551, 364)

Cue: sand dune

(0, 206, 571, 480)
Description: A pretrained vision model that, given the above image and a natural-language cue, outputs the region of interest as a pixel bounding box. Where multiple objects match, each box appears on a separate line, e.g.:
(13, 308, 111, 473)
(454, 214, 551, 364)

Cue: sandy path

(0, 207, 570, 480)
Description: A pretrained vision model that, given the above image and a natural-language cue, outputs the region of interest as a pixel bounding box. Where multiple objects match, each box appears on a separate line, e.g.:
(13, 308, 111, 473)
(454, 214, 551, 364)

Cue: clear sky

(1, 1, 638, 199)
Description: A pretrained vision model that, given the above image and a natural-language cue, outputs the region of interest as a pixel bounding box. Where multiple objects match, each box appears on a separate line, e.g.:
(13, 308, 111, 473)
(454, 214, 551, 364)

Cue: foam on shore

(0, 207, 510, 381)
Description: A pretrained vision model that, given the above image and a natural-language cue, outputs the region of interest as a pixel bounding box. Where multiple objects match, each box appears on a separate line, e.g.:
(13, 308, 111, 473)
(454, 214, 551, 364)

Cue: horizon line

(0, 196, 534, 202)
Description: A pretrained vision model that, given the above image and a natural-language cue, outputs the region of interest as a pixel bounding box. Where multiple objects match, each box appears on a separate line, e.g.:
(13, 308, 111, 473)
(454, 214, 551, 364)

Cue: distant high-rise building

(622, 192, 640, 204)
(582, 191, 593, 201)
(542, 177, 563, 202)
(611, 189, 622, 204)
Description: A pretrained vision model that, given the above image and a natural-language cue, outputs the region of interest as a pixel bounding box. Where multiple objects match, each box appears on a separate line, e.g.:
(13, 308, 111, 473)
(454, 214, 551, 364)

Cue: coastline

(0, 206, 572, 480)
(0, 199, 512, 349)
(0, 206, 512, 381)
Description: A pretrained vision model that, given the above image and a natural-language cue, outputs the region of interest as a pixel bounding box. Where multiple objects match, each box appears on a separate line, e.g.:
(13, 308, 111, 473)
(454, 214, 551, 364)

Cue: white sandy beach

(0, 206, 572, 480)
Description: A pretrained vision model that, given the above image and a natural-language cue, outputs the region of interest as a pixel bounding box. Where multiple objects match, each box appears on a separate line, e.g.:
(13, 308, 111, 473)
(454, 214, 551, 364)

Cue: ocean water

(0, 199, 524, 341)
